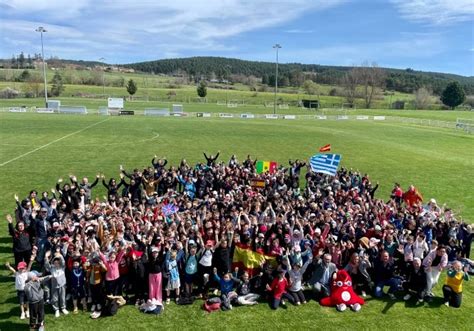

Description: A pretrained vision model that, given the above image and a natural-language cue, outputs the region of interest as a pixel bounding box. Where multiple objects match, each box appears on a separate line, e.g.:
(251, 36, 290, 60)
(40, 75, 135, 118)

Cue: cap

(52, 221, 60, 228)
(259, 225, 267, 233)
(17, 261, 27, 270)
(374, 225, 382, 231)
(40, 207, 48, 212)
(151, 246, 159, 253)
(314, 228, 321, 235)
(258, 233, 265, 238)
(370, 237, 381, 244)
(188, 239, 197, 246)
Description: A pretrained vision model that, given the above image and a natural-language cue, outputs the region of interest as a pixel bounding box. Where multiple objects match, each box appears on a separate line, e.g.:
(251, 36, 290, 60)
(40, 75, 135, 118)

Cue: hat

(151, 246, 159, 253)
(17, 261, 27, 270)
(374, 225, 382, 231)
(259, 225, 267, 233)
(314, 228, 321, 235)
(40, 207, 48, 212)
(429, 198, 437, 205)
(258, 233, 265, 238)
(188, 239, 197, 246)
(369, 237, 380, 244)
(293, 229, 300, 235)
(309, 213, 316, 218)
(52, 222, 60, 228)
(303, 240, 311, 246)
(359, 237, 369, 249)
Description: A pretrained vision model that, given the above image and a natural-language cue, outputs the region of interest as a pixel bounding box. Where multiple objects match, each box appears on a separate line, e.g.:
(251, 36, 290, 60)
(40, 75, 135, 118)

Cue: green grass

(0, 113, 473, 330)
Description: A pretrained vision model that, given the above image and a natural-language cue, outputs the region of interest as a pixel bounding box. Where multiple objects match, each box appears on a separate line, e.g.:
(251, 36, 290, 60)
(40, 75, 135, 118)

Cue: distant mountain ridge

(123, 56, 474, 95)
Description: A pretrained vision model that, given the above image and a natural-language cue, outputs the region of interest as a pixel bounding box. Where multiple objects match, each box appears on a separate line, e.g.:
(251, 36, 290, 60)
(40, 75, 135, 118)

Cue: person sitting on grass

(374, 250, 401, 300)
(266, 267, 293, 310)
(212, 267, 238, 310)
(402, 257, 427, 304)
(235, 271, 260, 306)
(443, 260, 469, 308)
(5, 251, 35, 320)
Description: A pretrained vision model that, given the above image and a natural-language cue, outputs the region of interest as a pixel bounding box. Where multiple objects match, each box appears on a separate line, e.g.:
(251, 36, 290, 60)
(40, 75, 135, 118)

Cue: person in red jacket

(403, 185, 423, 207)
(266, 268, 293, 309)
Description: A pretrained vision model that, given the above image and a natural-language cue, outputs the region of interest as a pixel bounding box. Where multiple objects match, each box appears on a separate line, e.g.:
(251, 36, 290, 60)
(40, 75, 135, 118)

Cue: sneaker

(25, 310, 30, 318)
(444, 301, 449, 307)
(388, 293, 396, 300)
(417, 299, 424, 304)
(361, 291, 367, 298)
(166, 298, 171, 305)
(403, 294, 412, 301)
(229, 304, 233, 310)
(91, 304, 96, 312)
(62, 309, 69, 315)
(55, 310, 60, 318)
(73, 307, 79, 314)
(281, 300, 286, 306)
(20, 312, 25, 320)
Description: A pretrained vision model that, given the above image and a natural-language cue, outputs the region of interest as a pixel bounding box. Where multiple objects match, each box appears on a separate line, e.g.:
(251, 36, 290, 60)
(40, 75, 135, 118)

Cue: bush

(0, 87, 20, 99)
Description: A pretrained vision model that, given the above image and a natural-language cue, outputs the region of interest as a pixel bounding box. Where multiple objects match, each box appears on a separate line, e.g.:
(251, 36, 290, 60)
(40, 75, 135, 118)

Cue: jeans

(374, 278, 401, 297)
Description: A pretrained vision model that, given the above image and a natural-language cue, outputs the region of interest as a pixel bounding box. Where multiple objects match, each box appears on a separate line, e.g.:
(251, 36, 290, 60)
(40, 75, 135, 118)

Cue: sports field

(0, 112, 473, 330)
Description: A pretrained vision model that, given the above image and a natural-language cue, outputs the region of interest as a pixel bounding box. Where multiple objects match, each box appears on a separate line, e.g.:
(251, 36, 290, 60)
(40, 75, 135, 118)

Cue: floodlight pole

(36, 27, 48, 106)
(99, 57, 106, 97)
(273, 44, 281, 115)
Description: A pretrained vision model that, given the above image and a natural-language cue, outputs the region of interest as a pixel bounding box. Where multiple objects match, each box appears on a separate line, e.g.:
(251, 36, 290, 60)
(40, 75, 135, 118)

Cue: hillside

(124, 56, 474, 95)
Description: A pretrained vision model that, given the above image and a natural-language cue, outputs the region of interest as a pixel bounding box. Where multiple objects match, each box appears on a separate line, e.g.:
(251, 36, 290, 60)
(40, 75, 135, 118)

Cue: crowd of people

(5, 152, 472, 330)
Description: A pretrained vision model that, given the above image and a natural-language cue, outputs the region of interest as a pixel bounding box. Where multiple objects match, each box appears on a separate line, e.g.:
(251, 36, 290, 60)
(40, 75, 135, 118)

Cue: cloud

(284, 29, 315, 34)
(258, 33, 445, 66)
(0, 0, 348, 61)
(391, 0, 474, 25)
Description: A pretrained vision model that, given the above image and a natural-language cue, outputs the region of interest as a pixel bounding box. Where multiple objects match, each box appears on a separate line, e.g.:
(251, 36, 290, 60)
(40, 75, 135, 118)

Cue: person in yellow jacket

(443, 260, 469, 308)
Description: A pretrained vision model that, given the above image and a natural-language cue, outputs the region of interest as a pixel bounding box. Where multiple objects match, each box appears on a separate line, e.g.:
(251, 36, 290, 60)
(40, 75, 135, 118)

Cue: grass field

(0, 113, 473, 330)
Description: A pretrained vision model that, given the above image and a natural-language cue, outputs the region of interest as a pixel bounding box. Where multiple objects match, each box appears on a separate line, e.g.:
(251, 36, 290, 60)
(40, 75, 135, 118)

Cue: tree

(343, 68, 359, 106)
(302, 80, 318, 95)
(17, 69, 31, 82)
(414, 87, 433, 109)
(197, 80, 207, 98)
(50, 72, 65, 97)
(441, 81, 465, 109)
(358, 62, 385, 109)
(18, 52, 25, 68)
(126, 79, 137, 99)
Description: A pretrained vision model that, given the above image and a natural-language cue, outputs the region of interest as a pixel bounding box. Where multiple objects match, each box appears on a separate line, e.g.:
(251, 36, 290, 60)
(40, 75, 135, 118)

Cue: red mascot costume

(320, 269, 365, 312)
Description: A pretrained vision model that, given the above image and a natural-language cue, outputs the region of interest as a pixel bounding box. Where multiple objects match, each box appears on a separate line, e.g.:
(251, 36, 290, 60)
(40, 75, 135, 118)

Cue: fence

(1, 107, 469, 133)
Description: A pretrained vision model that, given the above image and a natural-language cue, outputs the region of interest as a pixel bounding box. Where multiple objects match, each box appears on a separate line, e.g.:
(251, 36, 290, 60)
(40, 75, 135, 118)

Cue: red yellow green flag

(256, 160, 277, 174)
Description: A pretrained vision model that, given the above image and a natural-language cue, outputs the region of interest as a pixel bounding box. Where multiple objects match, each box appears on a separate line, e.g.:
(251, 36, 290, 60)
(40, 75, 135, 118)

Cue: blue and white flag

(310, 153, 342, 176)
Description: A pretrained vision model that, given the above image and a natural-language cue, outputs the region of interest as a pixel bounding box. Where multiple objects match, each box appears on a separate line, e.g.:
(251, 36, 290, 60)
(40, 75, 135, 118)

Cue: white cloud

(0, 0, 348, 61)
(391, 0, 474, 25)
(284, 29, 315, 33)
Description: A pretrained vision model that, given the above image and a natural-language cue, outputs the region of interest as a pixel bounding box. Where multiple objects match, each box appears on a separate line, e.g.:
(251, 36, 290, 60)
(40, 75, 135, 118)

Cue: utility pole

(273, 44, 282, 115)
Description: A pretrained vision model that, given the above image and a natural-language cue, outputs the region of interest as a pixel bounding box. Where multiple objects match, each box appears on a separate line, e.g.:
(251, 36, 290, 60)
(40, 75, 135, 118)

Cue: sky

(0, 0, 473, 76)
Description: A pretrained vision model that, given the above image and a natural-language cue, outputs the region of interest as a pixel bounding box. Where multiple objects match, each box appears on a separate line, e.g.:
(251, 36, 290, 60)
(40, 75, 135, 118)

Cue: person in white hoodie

(44, 250, 69, 317)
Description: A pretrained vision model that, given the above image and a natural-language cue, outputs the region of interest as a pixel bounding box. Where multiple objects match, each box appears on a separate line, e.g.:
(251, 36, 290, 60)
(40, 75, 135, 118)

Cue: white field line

(0, 118, 109, 167)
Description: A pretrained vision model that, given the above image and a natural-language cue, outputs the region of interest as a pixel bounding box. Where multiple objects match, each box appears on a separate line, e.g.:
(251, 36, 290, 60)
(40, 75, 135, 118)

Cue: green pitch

(0, 113, 473, 330)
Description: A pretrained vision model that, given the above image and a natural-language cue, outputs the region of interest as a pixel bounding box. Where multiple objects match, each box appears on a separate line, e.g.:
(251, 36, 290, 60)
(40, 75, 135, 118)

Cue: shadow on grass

(0, 320, 26, 331)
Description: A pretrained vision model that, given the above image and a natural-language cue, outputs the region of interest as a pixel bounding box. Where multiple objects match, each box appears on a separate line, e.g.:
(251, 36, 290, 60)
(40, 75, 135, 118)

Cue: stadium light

(35, 27, 48, 106)
(273, 44, 282, 115)
(99, 57, 106, 97)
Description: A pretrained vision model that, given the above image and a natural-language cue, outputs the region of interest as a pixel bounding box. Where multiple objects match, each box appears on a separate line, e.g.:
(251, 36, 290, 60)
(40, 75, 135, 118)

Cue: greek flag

(310, 153, 342, 176)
